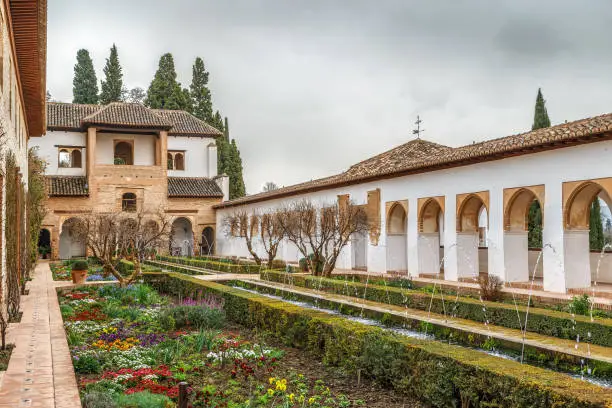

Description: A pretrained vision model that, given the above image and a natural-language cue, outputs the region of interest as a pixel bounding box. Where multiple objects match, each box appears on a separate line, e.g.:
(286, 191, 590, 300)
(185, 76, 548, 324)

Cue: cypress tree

(590, 198, 604, 251)
(145, 53, 189, 110)
(73, 49, 98, 104)
(532, 88, 551, 130)
(99, 44, 124, 104)
(190, 57, 213, 122)
(228, 139, 246, 199)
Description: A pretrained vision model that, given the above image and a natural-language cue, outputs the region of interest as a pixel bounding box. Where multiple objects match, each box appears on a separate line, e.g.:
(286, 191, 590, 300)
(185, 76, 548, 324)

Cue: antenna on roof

(413, 115, 424, 139)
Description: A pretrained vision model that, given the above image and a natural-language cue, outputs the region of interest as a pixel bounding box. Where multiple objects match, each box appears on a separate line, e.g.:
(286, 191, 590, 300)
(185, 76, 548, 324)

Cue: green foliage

(532, 88, 551, 130)
(159, 305, 225, 330)
(189, 57, 213, 123)
(97, 284, 161, 306)
(216, 118, 246, 199)
(568, 295, 591, 316)
(528, 200, 543, 248)
(28, 149, 47, 268)
(82, 391, 116, 408)
(115, 391, 172, 408)
(74, 354, 101, 374)
(100, 44, 124, 104)
(144, 272, 612, 408)
(158, 312, 175, 332)
(153, 256, 261, 274)
(590, 198, 605, 251)
(260, 271, 612, 347)
(145, 53, 190, 110)
(5, 152, 22, 319)
(116, 259, 135, 276)
(73, 49, 99, 104)
(60, 304, 74, 318)
(72, 260, 89, 271)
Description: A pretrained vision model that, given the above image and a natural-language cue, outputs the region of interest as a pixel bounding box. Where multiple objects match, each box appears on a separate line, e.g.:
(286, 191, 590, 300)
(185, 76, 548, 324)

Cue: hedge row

(156, 255, 260, 274)
(143, 272, 612, 408)
(144, 260, 208, 276)
(261, 271, 612, 348)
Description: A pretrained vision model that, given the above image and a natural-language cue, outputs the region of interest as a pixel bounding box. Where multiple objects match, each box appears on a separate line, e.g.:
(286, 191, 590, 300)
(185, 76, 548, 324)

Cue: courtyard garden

(60, 283, 417, 407)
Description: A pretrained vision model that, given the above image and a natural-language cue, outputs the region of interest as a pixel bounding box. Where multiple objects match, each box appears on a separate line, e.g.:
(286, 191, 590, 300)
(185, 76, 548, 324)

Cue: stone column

(563, 230, 591, 289)
(86, 127, 96, 177)
(407, 197, 419, 278)
(542, 182, 566, 292)
(443, 198, 458, 281)
(487, 187, 505, 280)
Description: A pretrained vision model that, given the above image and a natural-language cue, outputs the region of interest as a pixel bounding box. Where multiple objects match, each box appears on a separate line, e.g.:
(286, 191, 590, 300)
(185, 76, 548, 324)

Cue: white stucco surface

(167, 136, 216, 177)
(96, 132, 156, 166)
(216, 140, 612, 293)
(29, 130, 87, 176)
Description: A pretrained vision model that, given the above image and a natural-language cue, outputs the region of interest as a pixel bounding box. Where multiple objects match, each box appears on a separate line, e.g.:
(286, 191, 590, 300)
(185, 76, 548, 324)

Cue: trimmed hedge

(156, 255, 261, 274)
(144, 260, 208, 276)
(143, 272, 612, 408)
(261, 271, 612, 348)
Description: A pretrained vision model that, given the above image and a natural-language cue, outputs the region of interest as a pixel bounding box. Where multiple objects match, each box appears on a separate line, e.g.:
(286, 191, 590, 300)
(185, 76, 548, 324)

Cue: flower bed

(260, 270, 612, 347)
(144, 272, 612, 408)
(60, 283, 390, 407)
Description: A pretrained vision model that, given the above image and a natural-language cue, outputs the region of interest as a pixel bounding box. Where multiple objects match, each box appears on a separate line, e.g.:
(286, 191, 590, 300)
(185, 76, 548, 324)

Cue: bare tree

(73, 209, 171, 285)
(262, 182, 279, 192)
(260, 211, 284, 268)
(223, 210, 262, 265)
(124, 87, 146, 104)
(277, 200, 368, 277)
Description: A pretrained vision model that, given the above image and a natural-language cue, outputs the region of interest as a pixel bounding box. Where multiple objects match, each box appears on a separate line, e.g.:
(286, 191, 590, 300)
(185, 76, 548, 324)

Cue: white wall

(167, 136, 216, 178)
(96, 132, 156, 166)
(29, 130, 87, 176)
(216, 140, 612, 293)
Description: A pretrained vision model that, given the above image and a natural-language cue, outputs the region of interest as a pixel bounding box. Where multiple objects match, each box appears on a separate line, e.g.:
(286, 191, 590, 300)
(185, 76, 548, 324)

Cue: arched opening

(58, 149, 70, 168)
(457, 195, 487, 279)
(38, 229, 51, 259)
(122, 193, 137, 212)
(564, 182, 612, 287)
(201, 227, 215, 255)
(418, 198, 444, 277)
(71, 149, 82, 168)
(114, 141, 133, 165)
(171, 217, 194, 257)
(167, 152, 173, 170)
(386, 203, 407, 274)
(174, 153, 185, 170)
(59, 218, 86, 260)
(503, 188, 543, 283)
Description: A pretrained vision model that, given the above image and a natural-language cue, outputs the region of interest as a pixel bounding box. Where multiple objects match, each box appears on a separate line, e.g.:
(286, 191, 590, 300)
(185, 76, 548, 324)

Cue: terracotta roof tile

(81, 102, 172, 129)
(46, 176, 88, 197)
(46, 102, 221, 137)
(168, 177, 223, 198)
(152, 110, 222, 137)
(216, 112, 612, 208)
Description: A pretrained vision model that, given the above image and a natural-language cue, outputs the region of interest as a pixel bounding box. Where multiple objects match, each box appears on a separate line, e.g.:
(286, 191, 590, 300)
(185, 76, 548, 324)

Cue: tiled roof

(216, 112, 612, 208)
(168, 177, 223, 198)
(46, 102, 221, 137)
(82, 102, 172, 130)
(46, 176, 89, 197)
(152, 110, 222, 137)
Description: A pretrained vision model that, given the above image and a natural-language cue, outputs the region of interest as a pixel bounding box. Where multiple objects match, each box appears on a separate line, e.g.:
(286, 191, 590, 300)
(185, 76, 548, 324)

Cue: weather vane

(412, 115, 424, 139)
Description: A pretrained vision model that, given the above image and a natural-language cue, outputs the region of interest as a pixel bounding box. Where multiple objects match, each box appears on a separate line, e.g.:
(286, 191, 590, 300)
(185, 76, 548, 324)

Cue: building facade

(215, 114, 612, 294)
(30, 102, 228, 260)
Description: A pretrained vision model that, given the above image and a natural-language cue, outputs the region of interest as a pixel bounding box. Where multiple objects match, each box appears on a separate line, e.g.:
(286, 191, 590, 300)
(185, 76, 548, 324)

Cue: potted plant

(71, 260, 89, 284)
(38, 246, 50, 260)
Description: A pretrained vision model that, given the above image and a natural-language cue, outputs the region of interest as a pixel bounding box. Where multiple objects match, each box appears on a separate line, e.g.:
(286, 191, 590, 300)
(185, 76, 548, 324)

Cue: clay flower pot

(71, 260, 89, 284)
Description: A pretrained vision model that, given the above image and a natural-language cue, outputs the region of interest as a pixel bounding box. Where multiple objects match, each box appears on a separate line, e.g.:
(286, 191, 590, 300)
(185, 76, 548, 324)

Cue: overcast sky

(47, 0, 612, 194)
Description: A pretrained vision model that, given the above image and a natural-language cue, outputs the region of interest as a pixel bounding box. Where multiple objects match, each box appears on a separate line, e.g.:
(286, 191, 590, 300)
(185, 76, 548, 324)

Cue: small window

(58, 148, 83, 168)
(114, 141, 133, 165)
(122, 193, 137, 212)
(167, 151, 185, 171)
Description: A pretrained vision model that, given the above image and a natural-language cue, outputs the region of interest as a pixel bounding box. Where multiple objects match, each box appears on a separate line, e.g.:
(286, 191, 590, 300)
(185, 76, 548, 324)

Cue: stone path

(245, 279, 612, 363)
(0, 262, 81, 407)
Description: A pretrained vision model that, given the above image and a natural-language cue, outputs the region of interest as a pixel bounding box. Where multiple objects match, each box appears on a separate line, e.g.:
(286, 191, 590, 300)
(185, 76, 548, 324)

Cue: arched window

(114, 141, 133, 165)
(122, 193, 137, 212)
(167, 153, 173, 170)
(174, 153, 185, 170)
(58, 149, 70, 168)
(71, 149, 82, 168)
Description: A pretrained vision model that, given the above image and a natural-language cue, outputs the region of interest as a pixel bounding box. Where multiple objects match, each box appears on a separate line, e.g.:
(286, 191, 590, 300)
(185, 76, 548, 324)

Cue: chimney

(214, 174, 230, 202)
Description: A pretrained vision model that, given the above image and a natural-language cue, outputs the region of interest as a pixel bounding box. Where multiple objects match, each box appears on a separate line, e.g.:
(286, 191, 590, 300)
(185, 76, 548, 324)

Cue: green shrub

(115, 391, 172, 408)
(160, 305, 225, 330)
(60, 304, 74, 318)
(71, 260, 88, 271)
(82, 391, 116, 408)
(260, 271, 612, 348)
(74, 354, 101, 374)
(158, 313, 176, 332)
(569, 295, 591, 316)
(144, 272, 612, 408)
(116, 259, 135, 276)
(155, 255, 261, 274)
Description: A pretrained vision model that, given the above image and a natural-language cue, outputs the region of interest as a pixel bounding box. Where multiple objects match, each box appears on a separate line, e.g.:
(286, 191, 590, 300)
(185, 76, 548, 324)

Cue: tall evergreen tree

(228, 139, 246, 199)
(190, 57, 213, 122)
(590, 198, 605, 251)
(145, 53, 189, 110)
(532, 88, 551, 130)
(100, 44, 124, 104)
(527, 88, 552, 246)
(73, 49, 98, 104)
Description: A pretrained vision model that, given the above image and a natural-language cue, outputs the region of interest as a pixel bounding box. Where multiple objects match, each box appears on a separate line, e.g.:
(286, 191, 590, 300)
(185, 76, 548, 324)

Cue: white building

(215, 114, 612, 294)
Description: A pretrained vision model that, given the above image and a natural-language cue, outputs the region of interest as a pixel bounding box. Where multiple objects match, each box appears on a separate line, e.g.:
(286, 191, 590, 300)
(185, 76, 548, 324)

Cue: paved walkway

(0, 261, 81, 408)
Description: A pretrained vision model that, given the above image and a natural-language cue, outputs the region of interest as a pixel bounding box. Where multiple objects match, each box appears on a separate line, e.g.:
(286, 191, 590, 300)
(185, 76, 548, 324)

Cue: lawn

(60, 283, 419, 407)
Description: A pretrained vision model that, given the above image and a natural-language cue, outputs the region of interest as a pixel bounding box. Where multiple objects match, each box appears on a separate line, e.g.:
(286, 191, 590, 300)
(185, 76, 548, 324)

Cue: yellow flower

(268, 377, 275, 385)
(289, 393, 295, 402)
(267, 388, 274, 396)
(308, 397, 316, 405)
(298, 395, 305, 403)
